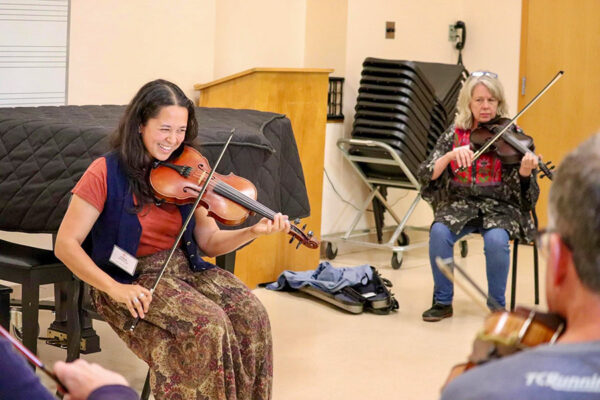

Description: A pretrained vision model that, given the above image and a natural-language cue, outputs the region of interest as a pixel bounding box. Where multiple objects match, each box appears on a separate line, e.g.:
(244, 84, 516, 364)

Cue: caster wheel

(396, 231, 410, 247)
(460, 240, 468, 258)
(391, 253, 403, 269)
(325, 242, 338, 260)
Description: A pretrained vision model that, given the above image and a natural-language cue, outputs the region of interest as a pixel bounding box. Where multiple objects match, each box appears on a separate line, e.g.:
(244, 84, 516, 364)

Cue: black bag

(298, 266, 399, 315)
(340, 267, 399, 314)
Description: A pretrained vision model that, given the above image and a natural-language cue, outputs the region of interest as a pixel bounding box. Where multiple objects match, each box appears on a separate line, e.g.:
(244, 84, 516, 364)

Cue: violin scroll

(288, 221, 319, 249)
(538, 160, 556, 180)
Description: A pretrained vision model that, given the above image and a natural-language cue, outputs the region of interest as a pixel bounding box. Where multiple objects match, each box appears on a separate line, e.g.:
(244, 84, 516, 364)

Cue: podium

(194, 68, 332, 288)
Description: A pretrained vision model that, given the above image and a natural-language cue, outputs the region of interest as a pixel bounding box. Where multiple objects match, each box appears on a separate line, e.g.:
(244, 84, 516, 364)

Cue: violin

(470, 117, 555, 180)
(149, 145, 319, 250)
(454, 70, 564, 180)
(443, 306, 565, 388)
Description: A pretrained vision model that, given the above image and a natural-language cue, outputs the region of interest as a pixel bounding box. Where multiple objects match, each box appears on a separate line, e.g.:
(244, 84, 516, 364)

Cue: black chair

(0, 284, 13, 330)
(509, 209, 541, 311)
(0, 239, 76, 356)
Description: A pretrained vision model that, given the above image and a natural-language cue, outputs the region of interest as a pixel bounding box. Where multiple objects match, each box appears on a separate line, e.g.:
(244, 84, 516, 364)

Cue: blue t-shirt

(441, 341, 600, 400)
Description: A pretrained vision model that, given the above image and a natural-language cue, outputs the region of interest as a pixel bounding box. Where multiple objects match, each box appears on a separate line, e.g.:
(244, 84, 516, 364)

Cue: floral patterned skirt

(91, 249, 272, 400)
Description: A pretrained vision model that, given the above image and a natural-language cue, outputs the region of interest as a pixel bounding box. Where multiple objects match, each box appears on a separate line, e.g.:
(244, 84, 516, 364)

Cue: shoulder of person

(438, 126, 457, 143)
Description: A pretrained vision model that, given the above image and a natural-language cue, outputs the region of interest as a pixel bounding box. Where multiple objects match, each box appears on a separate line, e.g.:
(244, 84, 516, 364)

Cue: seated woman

(55, 79, 290, 399)
(417, 71, 540, 322)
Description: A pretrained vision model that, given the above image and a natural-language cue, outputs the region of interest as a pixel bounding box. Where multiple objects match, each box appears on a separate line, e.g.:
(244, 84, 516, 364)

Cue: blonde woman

(418, 71, 540, 321)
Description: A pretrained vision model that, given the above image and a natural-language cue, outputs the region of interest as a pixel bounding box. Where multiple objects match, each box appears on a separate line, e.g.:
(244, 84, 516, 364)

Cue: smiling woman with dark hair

(54, 79, 290, 399)
(418, 71, 541, 321)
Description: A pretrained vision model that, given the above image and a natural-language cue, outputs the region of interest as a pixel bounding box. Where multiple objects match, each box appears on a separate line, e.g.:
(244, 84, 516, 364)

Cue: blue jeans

(429, 222, 510, 308)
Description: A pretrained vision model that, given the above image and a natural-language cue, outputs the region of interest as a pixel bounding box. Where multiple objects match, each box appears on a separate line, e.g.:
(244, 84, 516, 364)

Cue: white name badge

(109, 245, 138, 276)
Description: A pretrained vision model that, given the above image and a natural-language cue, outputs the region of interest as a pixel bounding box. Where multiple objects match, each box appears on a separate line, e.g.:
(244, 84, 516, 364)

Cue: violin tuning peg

(289, 237, 294, 244)
(302, 224, 307, 231)
(308, 230, 313, 237)
(295, 242, 301, 250)
(294, 218, 300, 225)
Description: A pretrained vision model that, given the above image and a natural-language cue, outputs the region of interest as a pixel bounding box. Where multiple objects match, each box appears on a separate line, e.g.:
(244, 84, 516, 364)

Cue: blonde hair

(454, 74, 509, 130)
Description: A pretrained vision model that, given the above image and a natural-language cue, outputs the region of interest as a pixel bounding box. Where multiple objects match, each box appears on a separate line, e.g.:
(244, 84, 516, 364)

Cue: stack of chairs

(350, 58, 466, 181)
(348, 58, 466, 243)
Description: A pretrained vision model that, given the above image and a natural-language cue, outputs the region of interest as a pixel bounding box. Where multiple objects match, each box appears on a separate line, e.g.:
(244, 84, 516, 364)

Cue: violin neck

(213, 180, 276, 220)
(212, 179, 318, 249)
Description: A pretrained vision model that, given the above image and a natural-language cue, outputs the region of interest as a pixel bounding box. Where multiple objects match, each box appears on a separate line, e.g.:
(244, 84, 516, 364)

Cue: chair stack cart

(323, 58, 466, 269)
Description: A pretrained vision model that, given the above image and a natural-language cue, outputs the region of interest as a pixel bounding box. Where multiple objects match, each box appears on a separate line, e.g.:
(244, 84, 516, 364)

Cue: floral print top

(417, 125, 539, 242)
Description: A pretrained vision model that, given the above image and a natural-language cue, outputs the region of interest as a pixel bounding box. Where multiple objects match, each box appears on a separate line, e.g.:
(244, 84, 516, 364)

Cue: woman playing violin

(55, 79, 290, 399)
(418, 71, 540, 321)
(441, 133, 600, 400)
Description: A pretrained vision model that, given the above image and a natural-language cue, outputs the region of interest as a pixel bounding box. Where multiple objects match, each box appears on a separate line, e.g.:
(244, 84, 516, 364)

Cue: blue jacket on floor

(266, 261, 373, 293)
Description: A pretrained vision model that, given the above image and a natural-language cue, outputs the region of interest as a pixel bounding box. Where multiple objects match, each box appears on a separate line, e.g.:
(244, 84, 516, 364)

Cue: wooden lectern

(194, 68, 332, 288)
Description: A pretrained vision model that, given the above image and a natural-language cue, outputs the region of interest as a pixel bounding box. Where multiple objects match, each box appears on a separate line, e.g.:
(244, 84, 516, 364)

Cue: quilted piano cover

(0, 105, 309, 233)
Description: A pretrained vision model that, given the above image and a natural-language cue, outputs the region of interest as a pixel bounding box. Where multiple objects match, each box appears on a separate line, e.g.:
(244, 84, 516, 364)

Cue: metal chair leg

(21, 280, 40, 356)
(66, 279, 83, 362)
(532, 208, 540, 305)
(533, 240, 540, 305)
(510, 239, 519, 311)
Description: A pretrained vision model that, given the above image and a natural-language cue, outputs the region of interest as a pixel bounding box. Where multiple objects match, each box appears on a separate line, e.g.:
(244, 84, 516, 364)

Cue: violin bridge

(197, 171, 207, 185)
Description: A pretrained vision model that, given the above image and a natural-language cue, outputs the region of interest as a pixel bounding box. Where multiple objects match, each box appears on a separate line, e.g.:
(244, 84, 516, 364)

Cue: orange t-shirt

(72, 158, 183, 257)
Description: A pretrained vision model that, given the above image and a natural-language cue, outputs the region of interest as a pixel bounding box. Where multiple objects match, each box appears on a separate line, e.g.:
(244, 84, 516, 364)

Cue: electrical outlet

(386, 21, 395, 39)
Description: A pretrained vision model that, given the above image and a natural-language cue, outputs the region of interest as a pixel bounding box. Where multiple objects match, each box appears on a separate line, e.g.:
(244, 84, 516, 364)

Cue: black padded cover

(0, 105, 309, 233)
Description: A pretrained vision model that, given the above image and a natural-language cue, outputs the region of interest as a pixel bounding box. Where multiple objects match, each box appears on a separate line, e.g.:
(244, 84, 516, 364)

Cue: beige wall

(462, 0, 522, 116)
(304, 0, 347, 76)
(212, 0, 307, 79)
(68, 0, 216, 104)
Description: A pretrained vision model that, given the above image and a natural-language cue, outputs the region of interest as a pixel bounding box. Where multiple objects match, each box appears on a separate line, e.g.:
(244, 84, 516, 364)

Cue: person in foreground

(441, 133, 600, 399)
(0, 335, 138, 400)
(55, 79, 290, 399)
(418, 71, 540, 321)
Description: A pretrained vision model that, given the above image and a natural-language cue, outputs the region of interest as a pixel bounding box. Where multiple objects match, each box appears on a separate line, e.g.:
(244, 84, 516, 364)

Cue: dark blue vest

(89, 152, 214, 283)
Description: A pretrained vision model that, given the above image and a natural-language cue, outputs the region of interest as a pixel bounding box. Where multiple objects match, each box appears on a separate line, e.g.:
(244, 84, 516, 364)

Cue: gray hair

(454, 74, 510, 130)
(549, 133, 600, 292)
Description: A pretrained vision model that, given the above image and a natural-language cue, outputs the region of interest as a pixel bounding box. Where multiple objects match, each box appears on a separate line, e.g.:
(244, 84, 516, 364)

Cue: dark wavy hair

(110, 79, 198, 210)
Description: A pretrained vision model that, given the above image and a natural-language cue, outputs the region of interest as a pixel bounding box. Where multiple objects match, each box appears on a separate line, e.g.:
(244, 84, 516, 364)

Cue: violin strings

(183, 169, 275, 217)
(213, 181, 276, 219)
(184, 169, 307, 237)
(213, 182, 305, 237)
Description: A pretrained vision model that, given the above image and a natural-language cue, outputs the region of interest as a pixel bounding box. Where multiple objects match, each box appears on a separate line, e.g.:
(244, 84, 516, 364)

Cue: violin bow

(435, 257, 502, 312)
(124, 129, 235, 332)
(455, 70, 564, 174)
(0, 324, 67, 394)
